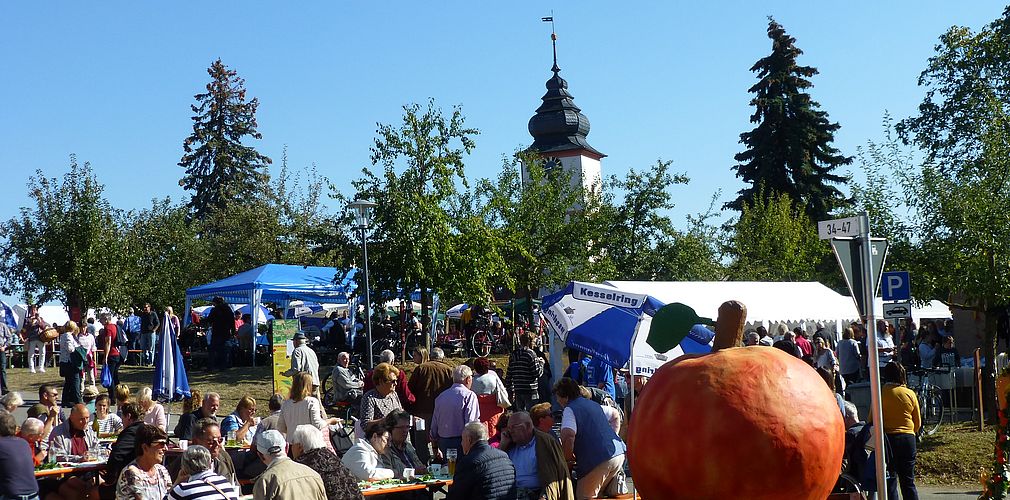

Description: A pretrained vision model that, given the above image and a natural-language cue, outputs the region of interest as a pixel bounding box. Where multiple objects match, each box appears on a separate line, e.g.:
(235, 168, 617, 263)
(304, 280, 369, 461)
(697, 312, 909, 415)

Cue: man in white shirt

(284, 332, 320, 396)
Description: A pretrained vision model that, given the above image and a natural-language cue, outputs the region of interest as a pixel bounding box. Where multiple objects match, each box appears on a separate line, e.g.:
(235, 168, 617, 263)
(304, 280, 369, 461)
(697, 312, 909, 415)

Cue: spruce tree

(726, 18, 851, 221)
(179, 59, 271, 220)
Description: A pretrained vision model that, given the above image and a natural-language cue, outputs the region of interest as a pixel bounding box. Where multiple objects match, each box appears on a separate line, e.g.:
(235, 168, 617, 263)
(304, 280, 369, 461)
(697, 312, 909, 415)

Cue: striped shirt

(505, 347, 543, 393)
(94, 414, 124, 435)
(169, 471, 239, 500)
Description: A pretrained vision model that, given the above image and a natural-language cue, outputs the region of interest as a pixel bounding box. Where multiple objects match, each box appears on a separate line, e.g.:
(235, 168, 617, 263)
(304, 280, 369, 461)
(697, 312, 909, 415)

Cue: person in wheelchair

(330, 351, 364, 406)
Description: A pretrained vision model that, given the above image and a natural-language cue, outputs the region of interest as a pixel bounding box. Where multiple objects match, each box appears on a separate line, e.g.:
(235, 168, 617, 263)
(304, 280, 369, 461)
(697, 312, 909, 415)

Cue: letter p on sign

(881, 271, 910, 301)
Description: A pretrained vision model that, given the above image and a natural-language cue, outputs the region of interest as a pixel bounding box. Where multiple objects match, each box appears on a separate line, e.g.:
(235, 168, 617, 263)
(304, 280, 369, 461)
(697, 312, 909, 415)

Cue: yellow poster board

(272, 319, 299, 396)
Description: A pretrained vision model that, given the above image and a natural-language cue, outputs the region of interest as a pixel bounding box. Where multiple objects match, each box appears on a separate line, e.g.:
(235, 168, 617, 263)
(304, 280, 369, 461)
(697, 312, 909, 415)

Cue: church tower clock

(524, 33, 605, 196)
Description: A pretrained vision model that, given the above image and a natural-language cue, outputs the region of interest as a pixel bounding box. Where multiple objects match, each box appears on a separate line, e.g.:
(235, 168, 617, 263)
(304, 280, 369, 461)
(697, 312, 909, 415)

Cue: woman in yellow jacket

(881, 361, 921, 500)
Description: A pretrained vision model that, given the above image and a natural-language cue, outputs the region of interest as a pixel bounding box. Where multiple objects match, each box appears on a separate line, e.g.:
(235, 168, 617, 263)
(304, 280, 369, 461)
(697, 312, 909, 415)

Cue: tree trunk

(984, 306, 999, 423)
(525, 287, 538, 337)
(67, 294, 83, 324)
(420, 287, 430, 349)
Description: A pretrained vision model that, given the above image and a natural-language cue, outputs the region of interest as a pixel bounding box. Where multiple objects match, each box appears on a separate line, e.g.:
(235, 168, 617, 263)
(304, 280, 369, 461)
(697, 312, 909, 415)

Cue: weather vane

(542, 11, 558, 71)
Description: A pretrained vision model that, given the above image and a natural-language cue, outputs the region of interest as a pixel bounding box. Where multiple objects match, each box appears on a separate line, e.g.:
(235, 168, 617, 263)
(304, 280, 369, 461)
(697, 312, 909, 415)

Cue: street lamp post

(348, 198, 377, 369)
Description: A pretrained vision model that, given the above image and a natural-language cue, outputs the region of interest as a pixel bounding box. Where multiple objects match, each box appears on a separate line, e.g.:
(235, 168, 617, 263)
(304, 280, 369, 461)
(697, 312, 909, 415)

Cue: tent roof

(604, 281, 855, 323)
(186, 264, 356, 304)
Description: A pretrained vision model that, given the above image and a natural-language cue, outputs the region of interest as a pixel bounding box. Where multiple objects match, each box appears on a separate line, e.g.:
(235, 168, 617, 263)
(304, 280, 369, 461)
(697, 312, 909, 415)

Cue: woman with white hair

(17, 417, 46, 466)
(292, 425, 363, 500)
(168, 445, 239, 500)
(0, 391, 23, 413)
(137, 386, 168, 431)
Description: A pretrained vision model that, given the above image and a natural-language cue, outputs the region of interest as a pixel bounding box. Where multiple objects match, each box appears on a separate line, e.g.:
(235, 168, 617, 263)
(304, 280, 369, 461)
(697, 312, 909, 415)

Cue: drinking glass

(446, 448, 457, 476)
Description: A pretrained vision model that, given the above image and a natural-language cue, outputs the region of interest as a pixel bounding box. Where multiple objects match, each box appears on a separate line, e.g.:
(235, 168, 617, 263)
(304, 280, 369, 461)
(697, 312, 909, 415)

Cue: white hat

(256, 429, 286, 455)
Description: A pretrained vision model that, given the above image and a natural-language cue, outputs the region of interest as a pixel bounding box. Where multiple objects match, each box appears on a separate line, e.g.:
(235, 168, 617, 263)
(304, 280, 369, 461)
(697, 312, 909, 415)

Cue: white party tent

(604, 281, 858, 335)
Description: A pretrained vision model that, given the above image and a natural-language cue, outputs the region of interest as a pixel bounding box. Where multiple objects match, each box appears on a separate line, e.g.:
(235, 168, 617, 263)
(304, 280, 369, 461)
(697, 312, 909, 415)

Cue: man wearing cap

(283, 331, 320, 392)
(253, 429, 326, 500)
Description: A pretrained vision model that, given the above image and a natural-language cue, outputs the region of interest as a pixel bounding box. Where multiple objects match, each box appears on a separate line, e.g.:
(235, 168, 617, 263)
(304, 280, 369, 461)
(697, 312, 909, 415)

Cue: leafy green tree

(655, 193, 726, 281)
(896, 9, 1010, 420)
(725, 188, 827, 281)
(120, 198, 207, 312)
(482, 150, 613, 318)
(352, 100, 480, 322)
(271, 149, 348, 267)
(727, 17, 851, 221)
(0, 156, 130, 316)
(605, 160, 689, 280)
(179, 59, 272, 220)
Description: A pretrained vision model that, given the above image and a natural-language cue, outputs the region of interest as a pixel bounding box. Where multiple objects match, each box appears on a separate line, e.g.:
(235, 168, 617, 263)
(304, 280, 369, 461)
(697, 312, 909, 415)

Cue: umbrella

(153, 312, 191, 403)
(542, 281, 712, 371)
(446, 303, 469, 319)
(285, 301, 324, 319)
(200, 304, 273, 323)
(0, 300, 17, 331)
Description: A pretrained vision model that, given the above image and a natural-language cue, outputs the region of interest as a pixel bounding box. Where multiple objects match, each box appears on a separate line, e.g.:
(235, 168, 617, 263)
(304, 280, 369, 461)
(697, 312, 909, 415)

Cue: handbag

(40, 327, 59, 343)
(100, 363, 113, 388)
(495, 381, 512, 409)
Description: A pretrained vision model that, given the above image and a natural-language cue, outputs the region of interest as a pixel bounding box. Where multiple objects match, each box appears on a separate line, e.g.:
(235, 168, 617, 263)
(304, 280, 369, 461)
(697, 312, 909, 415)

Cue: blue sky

(0, 2, 1001, 305)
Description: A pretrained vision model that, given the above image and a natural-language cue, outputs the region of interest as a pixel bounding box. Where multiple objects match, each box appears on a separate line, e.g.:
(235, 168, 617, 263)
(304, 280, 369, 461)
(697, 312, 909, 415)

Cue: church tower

(525, 33, 605, 195)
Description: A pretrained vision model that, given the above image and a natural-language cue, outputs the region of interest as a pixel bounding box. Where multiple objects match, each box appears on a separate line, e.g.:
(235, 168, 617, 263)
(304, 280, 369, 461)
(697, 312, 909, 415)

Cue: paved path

(919, 485, 981, 499)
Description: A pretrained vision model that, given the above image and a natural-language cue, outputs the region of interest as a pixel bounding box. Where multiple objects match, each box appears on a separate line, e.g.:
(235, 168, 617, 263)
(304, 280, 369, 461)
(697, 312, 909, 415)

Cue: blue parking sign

(881, 271, 910, 301)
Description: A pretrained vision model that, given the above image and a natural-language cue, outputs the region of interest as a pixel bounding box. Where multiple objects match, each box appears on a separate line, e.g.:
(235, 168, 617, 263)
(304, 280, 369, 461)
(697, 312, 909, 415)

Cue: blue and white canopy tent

(185, 264, 357, 366)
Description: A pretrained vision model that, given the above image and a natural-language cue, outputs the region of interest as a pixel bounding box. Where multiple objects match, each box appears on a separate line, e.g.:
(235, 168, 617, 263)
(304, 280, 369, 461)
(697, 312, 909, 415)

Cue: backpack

(109, 325, 128, 349)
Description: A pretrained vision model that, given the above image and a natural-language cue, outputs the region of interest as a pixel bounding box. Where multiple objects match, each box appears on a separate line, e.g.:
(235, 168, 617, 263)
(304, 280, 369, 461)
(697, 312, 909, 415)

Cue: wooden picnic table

(360, 479, 453, 497)
(35, 462, 106, 480)
(237, 479, 453, 498)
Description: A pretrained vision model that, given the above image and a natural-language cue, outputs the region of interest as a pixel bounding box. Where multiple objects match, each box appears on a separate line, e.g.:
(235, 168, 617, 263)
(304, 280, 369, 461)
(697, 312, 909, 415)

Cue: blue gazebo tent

(184, 264, 356, 365)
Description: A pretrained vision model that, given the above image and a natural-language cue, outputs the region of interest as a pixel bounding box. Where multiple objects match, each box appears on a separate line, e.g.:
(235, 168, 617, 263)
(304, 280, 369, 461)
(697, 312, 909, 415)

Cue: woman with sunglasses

(359, 363, 403, 433)
(116, 424, 172, 500)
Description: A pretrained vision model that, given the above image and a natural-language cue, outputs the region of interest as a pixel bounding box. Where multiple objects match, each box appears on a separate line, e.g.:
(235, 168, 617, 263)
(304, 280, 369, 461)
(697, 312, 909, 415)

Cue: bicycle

(907, 367, 946, 438)
(320, 352, 366, 418)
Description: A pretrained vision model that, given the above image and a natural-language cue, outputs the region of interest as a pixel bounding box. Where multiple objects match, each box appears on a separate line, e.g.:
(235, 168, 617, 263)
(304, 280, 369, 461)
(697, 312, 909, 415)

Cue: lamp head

(347, 199, 377, 229)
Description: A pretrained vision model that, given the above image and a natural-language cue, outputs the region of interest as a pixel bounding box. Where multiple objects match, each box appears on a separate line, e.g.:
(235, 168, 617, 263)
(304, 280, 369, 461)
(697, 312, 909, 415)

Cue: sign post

(822, 212, 888, 499)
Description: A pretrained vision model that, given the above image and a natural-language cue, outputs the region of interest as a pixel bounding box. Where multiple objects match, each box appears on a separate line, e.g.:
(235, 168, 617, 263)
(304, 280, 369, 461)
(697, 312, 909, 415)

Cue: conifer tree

(179, 59, 271, 220)
(727, 18, 851, 221)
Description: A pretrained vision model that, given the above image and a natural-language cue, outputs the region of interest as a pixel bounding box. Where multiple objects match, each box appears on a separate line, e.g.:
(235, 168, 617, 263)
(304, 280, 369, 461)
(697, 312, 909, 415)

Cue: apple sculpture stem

(712, 300, 747, 352)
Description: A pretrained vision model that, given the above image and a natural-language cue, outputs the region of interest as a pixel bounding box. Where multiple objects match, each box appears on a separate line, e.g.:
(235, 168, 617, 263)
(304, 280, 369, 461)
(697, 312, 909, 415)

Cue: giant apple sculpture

(627, 301, 845, 500)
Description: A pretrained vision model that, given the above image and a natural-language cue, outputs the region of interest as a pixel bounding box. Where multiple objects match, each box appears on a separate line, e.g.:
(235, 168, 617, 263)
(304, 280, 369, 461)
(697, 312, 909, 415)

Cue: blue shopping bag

(100, 363, 113, 388)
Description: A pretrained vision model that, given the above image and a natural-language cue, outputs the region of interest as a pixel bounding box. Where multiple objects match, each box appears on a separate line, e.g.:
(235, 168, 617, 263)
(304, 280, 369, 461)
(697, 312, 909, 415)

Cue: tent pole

(629, 316, 641, 500)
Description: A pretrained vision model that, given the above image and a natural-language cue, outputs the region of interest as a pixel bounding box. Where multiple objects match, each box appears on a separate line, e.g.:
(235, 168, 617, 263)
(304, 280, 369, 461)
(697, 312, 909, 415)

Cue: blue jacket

(447, 441, 517, 500)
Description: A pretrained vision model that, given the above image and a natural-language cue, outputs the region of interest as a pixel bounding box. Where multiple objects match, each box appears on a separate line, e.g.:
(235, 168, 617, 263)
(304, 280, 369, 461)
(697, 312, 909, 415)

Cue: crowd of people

(0, 297, 959, 500)
(741, 317, 962, 500)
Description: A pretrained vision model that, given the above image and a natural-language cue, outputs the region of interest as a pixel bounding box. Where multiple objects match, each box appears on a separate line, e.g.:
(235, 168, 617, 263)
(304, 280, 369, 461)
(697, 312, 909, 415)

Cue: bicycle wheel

(470, 330, 493, 357)
(371, 338, 395, 363)
(921, 390, 944, 436)
(320, 372, 336, 407)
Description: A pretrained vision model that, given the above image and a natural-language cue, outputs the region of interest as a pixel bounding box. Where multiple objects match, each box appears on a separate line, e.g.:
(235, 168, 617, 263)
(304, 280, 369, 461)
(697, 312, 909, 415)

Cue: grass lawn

(917, 421, 995, 487)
